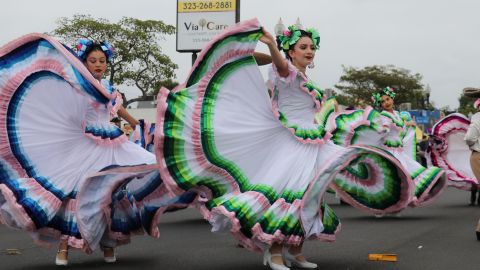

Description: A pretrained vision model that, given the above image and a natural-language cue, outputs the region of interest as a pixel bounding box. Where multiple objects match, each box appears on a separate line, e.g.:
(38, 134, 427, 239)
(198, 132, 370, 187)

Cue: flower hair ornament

(76, 38, 93, 61)
(277, 25, 320, 53)
(100, 41, 115, 62)
(474, 98, 480, 109)
(371, 86, 396, 107)
(75, 39, 116, 62)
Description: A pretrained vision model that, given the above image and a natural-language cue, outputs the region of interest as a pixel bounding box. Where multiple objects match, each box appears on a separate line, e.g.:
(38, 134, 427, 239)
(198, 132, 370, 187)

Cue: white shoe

(283, 248, 317, 269)
(263, 250, 290, 270)
(55, 249, 68, 266)
(392, 212, 402, 218)
(103, 247, 117, 263)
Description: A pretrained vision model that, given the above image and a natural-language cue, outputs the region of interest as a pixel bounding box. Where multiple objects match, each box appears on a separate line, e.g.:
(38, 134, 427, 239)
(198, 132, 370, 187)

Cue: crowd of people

(0, 17, 478, 270)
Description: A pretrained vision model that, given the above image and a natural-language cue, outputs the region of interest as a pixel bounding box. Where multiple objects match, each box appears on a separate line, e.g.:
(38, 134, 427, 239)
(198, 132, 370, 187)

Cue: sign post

(177, 0, 240, 65)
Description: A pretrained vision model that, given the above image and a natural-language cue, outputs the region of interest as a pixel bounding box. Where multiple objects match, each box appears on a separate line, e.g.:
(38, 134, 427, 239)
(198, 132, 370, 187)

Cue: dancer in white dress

(371, 87, 446, 206)
(0, 34, 155, 266)
(152, 19, 410, 270)
(74, 19, 414, 270)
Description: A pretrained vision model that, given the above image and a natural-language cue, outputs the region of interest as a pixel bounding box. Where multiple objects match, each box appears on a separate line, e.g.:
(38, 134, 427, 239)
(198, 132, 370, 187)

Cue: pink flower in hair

(474, 98, 480, 109)
(284, 30, 291, 37)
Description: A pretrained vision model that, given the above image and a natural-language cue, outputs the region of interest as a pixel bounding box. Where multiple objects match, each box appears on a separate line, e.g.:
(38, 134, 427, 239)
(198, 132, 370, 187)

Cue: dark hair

(276, 30, 313, 60)
(83, 43, 107, 62)
(76, 39, 115, 62)
(111, 117, 121, 123)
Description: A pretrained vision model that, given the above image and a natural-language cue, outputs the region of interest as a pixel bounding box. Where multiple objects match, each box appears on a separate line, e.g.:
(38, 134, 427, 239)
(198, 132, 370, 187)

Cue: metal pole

(236, 0, 240, 22)
(192, 51, 198, 66)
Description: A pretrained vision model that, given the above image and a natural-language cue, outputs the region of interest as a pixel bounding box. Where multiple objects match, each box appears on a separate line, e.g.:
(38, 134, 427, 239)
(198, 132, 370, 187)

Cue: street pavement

(1, 187, 479, 270)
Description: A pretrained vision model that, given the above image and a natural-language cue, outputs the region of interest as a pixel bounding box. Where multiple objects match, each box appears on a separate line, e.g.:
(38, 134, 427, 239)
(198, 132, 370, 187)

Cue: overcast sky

(2, 0, 480, 109)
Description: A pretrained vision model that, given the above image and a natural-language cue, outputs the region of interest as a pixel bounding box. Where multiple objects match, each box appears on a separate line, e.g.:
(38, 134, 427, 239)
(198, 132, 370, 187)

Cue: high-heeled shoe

(103, 247, 116, 263)
(55, 249, 68, 266)
(283, 248, 317, 269)
(263, 250, 290, 270)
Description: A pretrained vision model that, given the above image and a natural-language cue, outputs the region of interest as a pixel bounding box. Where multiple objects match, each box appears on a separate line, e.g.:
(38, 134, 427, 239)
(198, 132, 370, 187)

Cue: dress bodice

(83, 79, 125, 144)
(276, 76, 317, 126)
(270, 62, 322, 127)
(381, 110, 411, 148)
(269, 62, 332, 143)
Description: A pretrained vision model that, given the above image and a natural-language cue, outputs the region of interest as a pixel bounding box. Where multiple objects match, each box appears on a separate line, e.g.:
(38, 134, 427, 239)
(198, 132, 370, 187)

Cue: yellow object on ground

(368, 253, 397, 262)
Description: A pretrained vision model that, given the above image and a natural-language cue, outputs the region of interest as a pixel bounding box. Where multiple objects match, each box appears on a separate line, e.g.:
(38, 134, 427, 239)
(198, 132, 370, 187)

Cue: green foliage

(149, 79, 180, 96)
(332, 91, 351, 107)
(52, 14, 178, 105)
(335, 65, 431, 110)
(458, 93, 477, 116)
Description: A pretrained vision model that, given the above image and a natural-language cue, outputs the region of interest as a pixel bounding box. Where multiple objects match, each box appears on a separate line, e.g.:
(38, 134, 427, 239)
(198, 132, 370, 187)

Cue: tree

(52, 14, 178, 106)
(335, 65, 431, 109)
(149, 79, 180, 97)
(458, 93, 476, 116)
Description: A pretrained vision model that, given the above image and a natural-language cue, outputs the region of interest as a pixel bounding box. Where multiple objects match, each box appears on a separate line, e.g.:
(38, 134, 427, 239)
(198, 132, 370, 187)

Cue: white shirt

(465, 112, 480, 152)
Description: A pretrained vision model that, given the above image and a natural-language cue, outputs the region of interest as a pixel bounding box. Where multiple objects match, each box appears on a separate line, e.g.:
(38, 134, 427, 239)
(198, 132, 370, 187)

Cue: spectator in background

(463, 98, 480, 239)
(464, 98, 480, 207)
(417, 134, 429, 167)
(122, 123, 134, 136)
(111, 117, 121, 128)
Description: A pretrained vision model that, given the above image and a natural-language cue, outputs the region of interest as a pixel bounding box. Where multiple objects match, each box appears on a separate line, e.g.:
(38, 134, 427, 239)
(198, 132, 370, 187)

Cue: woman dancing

(75, 19, 416, 270)
(0, 34, 156, 265)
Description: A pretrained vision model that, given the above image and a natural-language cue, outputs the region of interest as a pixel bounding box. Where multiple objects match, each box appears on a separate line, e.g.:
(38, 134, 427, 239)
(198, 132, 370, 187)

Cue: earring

(308, 62, 315, 69)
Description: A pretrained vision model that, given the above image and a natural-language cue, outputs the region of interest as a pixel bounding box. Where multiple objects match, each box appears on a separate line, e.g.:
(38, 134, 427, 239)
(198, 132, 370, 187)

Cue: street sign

(415, 116, 428, 124)
(176, 0, 240, 52)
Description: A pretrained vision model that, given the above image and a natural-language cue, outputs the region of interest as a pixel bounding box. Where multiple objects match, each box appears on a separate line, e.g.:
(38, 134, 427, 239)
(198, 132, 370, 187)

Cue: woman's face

(381, 95, 394, 111)
(288, 36, 315, 69)
(84, 50, 107, 80)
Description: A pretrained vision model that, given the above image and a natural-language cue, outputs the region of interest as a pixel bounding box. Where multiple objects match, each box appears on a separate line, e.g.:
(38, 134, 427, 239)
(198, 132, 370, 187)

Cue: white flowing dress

(0, 33, 155, 251)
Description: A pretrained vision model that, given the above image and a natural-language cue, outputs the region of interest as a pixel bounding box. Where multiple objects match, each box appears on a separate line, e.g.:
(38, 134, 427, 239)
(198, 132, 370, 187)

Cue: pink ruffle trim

(0, 184, 36, 231)
(0, 33, 116, 101)
(155, 87, 186, 196)
(75, 164, 161, 251)
(182, 18, 261, 89)
(200, 204, 308, 253)
(109, 92, 123, 118)
(409, 169, 447, 207)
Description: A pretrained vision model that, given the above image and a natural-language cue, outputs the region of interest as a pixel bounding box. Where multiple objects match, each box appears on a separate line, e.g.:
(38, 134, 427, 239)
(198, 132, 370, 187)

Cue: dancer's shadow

(442, 203, 479, 209)
(12, 256, 157, 270)
(160, 217, 208, 226)
(342, 214, 443, 222)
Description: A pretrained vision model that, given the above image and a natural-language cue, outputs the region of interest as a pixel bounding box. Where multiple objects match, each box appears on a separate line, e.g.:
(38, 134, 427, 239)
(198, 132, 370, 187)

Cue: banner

(177, 0, 239, 52)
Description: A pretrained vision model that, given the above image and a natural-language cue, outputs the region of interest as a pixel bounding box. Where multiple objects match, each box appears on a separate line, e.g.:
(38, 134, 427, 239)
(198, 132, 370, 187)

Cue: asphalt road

(1, 188, 479, 270)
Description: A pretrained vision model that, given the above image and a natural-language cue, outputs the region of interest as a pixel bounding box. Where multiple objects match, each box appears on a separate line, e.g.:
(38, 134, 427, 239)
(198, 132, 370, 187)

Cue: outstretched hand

(258, 27, 289, 77)
(259, 27, 276, 47)
(405, 121, 416, 127)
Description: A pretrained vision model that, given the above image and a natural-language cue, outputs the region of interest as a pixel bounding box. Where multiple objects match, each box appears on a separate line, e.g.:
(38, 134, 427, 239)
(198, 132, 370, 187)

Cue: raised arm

(258, 28, 289, 77)
(253, 52, 272, 66)
(117, 105, 140, 128)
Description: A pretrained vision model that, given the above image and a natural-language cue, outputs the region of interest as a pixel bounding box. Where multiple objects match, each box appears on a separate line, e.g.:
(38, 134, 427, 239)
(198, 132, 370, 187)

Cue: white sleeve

(465, 114, 480, 146)
(268, 61, 298, 87)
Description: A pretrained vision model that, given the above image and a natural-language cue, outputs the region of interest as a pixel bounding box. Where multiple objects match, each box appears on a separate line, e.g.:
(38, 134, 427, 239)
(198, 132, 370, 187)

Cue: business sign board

(415, 116, 428, 124)
(408, 110, 442, 128)
(177, 0, 240, 52)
